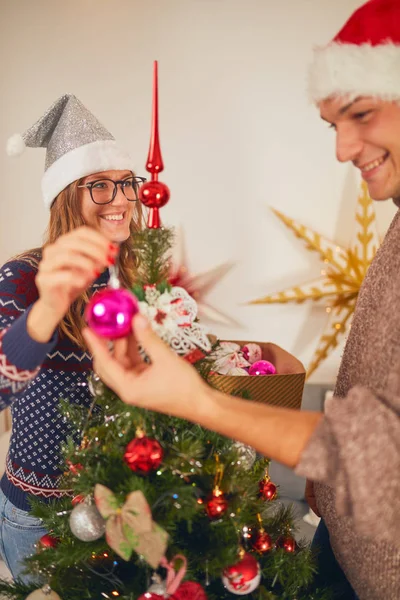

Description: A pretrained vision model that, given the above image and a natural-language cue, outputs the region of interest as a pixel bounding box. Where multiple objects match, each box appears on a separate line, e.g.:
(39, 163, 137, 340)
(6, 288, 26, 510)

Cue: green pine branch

(132, 226, 174, 287)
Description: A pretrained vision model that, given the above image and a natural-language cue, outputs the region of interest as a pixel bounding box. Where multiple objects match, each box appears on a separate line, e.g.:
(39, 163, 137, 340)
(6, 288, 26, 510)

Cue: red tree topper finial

(146, 60, 164, 176)
(139, 60, 170, 229)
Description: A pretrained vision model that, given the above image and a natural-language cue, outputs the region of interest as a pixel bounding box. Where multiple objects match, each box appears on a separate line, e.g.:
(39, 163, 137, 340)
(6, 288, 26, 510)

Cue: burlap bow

(94, 484, 168, 567)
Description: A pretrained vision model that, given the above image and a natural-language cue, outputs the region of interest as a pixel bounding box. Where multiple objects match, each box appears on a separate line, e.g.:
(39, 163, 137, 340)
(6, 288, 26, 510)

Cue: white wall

(0, 0, 396, 383)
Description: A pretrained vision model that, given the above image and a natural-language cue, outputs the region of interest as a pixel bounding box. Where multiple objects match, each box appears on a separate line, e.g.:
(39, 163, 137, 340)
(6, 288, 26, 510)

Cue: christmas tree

(0, 227, 331, 600)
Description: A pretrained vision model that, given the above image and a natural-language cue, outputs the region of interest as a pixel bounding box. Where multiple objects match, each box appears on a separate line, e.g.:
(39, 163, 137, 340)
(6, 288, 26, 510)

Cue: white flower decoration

(210, 341, 250, 375)
(139, 286, 211, 357)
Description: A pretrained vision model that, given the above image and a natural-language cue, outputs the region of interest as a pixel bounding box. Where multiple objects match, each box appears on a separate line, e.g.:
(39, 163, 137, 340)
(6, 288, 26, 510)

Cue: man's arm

(192, 386, 322, 468)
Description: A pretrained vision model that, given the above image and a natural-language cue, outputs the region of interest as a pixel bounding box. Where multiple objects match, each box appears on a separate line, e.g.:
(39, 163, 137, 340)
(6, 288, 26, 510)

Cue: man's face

(319, 96, 400, 200)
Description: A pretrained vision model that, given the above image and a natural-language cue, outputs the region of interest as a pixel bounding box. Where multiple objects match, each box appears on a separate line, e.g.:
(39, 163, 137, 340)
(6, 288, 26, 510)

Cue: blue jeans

(0, 488, 48, 582)
(312, 519, 359, 600)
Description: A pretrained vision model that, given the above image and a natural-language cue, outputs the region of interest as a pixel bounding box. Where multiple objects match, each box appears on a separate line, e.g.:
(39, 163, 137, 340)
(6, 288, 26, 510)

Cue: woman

(0, 94, 145, 579)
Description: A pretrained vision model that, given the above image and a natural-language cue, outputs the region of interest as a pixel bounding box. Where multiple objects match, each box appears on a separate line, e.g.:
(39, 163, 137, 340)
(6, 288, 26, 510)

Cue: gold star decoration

(249, 182, 380, 379)
(168, 227, 237, 326)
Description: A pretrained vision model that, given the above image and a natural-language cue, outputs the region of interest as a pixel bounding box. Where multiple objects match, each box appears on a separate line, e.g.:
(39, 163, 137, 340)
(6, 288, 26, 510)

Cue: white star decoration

(168, 227, 237, 326)
(249, 182, 381, 378)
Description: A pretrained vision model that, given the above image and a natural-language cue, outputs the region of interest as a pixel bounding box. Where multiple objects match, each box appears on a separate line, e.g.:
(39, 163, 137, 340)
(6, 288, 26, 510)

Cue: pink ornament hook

(159, 554, 187, 594)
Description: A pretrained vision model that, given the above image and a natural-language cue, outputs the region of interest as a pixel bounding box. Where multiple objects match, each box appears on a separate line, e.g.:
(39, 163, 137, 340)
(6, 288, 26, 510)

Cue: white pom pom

(6, 133, 26, 157)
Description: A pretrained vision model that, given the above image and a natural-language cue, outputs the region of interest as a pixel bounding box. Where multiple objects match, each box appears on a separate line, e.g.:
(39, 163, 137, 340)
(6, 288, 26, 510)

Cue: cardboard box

(207, 341, 305, 410)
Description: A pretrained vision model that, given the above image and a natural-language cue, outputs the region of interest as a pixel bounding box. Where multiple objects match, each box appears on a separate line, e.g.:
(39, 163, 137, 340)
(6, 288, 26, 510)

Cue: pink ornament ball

(241, 343, 262, 364)
(248, 360, 276, 376)
(85, 288, 139, 339)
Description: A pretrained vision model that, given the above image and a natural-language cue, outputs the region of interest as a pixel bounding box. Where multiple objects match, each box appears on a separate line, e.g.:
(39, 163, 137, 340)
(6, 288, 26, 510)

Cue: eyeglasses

(78, 175, 147, 205)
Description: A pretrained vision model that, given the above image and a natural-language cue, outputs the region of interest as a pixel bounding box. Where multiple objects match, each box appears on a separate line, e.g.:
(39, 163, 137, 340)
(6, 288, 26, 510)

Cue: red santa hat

(308, 0, 400, 103)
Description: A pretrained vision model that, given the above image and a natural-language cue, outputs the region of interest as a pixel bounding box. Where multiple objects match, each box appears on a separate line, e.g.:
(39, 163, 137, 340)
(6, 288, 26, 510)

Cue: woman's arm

(0, 260, 58, 408)
(0, 227, 113, 408)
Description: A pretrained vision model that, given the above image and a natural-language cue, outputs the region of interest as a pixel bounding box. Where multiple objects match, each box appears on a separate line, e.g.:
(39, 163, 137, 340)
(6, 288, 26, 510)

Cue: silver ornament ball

(69, 503, 105, 542)
(88, 372, 104, 397)
(146, 573, 167, 595)
(26, 584, 62, 600)
(232, 442, 257, 469)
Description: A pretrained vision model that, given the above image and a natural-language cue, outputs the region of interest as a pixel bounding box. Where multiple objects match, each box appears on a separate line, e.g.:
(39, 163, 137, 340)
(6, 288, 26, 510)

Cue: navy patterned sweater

(0, 255, 108, 511)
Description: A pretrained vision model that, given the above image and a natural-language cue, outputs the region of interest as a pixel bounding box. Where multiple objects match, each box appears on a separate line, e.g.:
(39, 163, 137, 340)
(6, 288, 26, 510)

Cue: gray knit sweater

(296, 203, 400, 600)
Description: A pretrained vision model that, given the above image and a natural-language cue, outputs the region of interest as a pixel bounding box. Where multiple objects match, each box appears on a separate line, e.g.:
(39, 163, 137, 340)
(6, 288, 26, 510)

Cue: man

(303, 1, 400, 596)
(83, 1, 400, 598)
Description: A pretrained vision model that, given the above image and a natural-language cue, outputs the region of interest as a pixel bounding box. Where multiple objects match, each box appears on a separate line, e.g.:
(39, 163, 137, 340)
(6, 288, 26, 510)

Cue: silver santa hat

(6, 94, 133, 209)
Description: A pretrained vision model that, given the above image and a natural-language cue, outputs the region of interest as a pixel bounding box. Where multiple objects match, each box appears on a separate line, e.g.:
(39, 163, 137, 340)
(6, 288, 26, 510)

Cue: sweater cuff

(2, 307, 58, 370)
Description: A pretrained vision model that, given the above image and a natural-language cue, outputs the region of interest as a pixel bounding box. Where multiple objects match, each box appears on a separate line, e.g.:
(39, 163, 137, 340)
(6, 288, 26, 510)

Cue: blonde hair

(16, 178, 144, 349)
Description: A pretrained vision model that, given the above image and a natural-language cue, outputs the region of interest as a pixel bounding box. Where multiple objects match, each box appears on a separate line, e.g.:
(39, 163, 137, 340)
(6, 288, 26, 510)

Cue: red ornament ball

(138, 582, 207, 600)
(205, 490, 228, 519)
(276, 535, 297, 553)
(71, 494, 85, 506)
(252, 530, 272, 554)
(124, 435, 163, 473)
(259, 479, 277, 501)
(38, 534, 60, 549)
(85, 288, 139, 339)
(222, 553, 261, 595)
(170, 582, 208, 599)
(139, 180, 170, 209)
(66, 460, 83, 476)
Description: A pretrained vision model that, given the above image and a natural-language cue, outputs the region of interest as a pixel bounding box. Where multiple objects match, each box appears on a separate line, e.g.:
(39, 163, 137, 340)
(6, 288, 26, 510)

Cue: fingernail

(94, 269, 101, 278)
(108, 243, 119, 255)
(107, 254, 116, 265)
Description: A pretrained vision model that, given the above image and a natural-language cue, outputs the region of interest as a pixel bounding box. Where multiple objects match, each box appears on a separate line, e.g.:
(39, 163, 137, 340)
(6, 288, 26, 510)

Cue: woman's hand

(28, 226, 116, 342)
(83, 315, 208, 417)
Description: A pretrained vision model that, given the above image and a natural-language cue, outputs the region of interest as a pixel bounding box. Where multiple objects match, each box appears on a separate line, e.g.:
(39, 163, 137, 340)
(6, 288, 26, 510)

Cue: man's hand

(83, 314, 209, 417)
